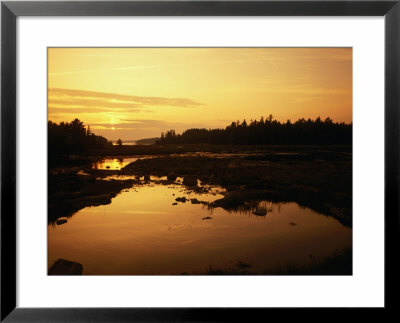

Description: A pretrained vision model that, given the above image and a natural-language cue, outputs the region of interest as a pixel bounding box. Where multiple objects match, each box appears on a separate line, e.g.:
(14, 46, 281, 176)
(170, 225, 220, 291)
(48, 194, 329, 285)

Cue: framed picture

(1, 0, 399, 321)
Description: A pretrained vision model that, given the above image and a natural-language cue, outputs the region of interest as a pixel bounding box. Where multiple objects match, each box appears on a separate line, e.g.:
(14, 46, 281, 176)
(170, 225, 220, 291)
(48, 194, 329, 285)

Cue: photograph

(47, 47, 352, 276)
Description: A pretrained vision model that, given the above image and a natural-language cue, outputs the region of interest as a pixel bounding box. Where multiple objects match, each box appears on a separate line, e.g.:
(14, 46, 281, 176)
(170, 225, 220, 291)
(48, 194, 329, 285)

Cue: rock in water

(175, 197, 187, 203)
(48, 259, 83, 275)
(56, 219, 67, 225)
(183, 175, 197, 186)
(253, 208, 267, 216)
(167, 173, 177, 181)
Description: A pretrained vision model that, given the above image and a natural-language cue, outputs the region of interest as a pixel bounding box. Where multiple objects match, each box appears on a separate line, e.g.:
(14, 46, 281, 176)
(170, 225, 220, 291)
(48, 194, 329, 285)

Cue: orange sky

(48, 48, 352, 141)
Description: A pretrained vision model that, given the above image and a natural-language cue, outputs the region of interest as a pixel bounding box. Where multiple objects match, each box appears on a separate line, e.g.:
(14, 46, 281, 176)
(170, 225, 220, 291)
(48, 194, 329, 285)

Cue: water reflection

(48, 181, 351, 275)
(92, 157, 139, 170)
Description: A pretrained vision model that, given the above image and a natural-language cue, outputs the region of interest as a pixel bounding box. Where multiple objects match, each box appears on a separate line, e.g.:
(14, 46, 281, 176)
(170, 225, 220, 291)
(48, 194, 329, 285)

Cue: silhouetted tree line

(48, 118, 112, 155)
(156, 115, 352, 145)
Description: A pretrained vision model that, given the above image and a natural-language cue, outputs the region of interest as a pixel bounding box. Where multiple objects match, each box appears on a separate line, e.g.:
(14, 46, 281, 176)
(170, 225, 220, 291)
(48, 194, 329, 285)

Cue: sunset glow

(48, 48, 352, 141)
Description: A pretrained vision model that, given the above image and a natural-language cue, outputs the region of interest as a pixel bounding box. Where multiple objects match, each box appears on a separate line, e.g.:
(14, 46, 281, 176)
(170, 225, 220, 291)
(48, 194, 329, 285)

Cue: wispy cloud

(91, 120, 184, 130)
(87, 119, 203, 140)
(48, 88, 204, 114)
(50, 48, 351, 77)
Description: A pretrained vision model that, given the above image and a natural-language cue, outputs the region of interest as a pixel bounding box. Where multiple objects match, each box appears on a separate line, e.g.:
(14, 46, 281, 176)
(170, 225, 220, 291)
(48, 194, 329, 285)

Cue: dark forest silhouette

(48, 115, 352, 159)
(48, 119, 112, 154)
(157, 115, 352, 145)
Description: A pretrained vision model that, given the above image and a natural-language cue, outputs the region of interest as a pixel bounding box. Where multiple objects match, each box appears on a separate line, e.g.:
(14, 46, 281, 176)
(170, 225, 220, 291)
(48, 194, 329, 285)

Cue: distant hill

(135, 137, 159, 145)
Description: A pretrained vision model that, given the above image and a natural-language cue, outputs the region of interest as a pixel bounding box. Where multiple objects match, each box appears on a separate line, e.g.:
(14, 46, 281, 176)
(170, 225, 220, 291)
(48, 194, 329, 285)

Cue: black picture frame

(1, 0, 399, 321)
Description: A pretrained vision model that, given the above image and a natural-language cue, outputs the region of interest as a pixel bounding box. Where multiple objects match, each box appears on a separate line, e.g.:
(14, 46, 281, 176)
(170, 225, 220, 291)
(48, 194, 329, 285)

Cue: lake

(48, 177, 352, 275)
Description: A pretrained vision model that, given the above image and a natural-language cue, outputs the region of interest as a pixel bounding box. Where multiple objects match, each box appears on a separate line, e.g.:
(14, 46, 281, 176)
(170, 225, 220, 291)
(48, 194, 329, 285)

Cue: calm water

(48, 180, 351, 275)
(92, 157, 140, 170)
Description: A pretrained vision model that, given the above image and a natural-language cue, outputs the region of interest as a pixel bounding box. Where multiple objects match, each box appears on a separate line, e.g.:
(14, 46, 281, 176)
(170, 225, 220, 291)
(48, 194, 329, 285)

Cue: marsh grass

(203, 248, 352, 275)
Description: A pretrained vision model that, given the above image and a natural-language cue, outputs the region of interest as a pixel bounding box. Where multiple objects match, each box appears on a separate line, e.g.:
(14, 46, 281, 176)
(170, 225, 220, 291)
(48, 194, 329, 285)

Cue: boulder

(48, 259, 83, 275)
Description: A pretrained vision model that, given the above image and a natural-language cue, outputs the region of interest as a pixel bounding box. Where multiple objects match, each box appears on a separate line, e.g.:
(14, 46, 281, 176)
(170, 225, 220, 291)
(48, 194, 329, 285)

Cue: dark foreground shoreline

(48, 247, 352, 276)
